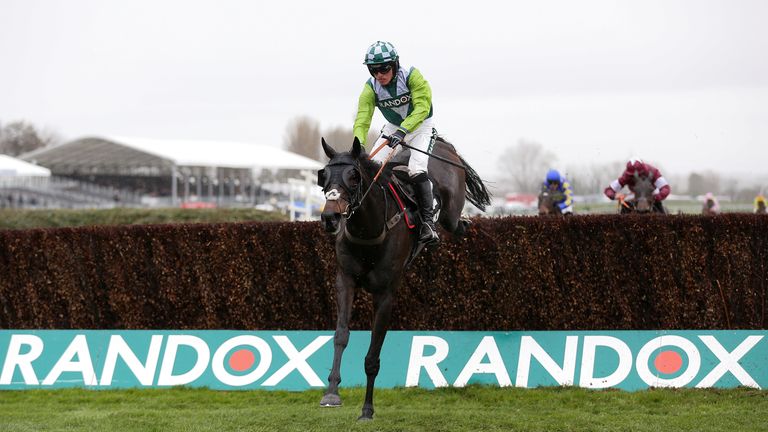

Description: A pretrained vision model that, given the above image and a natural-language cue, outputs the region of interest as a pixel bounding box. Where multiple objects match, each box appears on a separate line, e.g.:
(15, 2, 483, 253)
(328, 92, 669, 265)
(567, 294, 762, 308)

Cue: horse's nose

(321, 211, 341, 234)
(637, 201, 651, 212)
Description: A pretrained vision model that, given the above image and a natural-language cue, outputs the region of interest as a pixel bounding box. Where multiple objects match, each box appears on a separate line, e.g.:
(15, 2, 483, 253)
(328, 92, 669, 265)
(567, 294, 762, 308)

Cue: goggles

(368, 64, 393, 75)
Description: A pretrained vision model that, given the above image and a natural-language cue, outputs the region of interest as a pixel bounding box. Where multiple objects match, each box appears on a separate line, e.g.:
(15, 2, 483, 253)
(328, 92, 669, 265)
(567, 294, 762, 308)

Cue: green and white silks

(354, 65, 435, 175)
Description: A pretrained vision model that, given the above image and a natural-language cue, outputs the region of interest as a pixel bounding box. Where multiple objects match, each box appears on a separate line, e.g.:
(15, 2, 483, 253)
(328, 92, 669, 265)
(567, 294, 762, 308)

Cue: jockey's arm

(558, 180, 574, 210)
(353, 82, 376, 147)
(604, 176, 626, 200)
(399, 68, 432, 133)
(651, 169, 671, 200)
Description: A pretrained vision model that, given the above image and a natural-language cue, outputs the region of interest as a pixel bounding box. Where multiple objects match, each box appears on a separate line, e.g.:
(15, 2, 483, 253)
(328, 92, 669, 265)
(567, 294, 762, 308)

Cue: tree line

(284, 115, 763, 201)
(282, 115, 377, 161)
(0, 120, 60, 157)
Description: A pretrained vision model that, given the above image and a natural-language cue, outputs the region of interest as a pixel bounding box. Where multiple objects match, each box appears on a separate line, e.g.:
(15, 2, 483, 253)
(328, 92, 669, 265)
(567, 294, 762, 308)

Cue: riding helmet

(545, 169, 561, 184)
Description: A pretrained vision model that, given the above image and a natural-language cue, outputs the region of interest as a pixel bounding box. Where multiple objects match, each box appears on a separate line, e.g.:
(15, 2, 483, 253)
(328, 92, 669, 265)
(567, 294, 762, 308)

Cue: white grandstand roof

(0, 154, 51, 177)
(20, 136, 322, 173)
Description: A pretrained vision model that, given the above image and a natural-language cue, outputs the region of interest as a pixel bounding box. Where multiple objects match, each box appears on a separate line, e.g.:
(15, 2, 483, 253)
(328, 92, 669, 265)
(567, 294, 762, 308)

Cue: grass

(0, 386, 765, 431)
(0, 202, 758, 229)
(578, 200, 756, 215)
(0, 207, 287, 229)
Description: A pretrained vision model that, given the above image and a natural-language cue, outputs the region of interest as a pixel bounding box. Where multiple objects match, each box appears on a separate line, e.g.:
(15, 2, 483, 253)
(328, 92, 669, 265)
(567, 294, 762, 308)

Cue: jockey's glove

(653, 194, 662, 201)
(388, 128, 407, 148)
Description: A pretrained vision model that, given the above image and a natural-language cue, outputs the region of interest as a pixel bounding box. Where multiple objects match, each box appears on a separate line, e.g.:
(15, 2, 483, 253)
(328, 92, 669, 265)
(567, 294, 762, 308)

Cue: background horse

(702, 199, 718, 215)
(538, 190, 564, 216)
(317, 136, 490, 420)
(619, 174, 665, 214)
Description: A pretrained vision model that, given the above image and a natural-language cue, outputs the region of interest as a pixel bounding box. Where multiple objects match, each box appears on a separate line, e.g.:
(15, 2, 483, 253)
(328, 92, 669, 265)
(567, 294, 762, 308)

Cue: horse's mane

(356, 151, 382, 178)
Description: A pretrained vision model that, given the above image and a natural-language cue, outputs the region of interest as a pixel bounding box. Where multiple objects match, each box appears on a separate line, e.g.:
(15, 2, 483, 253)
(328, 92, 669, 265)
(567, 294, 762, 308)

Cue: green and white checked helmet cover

(363, 41, 399, 64)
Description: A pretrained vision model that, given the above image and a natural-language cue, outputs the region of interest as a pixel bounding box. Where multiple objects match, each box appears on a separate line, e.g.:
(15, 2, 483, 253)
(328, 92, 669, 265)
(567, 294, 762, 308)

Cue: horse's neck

(346, 178, 389, 237)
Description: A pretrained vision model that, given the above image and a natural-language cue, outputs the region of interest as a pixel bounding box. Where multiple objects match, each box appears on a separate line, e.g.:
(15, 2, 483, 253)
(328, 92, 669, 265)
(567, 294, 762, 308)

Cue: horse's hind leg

(453, 218, 471, 236)
(438, 193, 469, 237)
(433, 161, 471, 237)
(321, 272, 356, 407)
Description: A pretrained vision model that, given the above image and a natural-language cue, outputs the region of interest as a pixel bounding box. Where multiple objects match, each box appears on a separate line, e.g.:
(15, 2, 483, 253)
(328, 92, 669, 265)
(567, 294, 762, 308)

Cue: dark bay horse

(538, 191, 564, 216)
(619, 174, 666, 214)
(317, 136, 490, 420)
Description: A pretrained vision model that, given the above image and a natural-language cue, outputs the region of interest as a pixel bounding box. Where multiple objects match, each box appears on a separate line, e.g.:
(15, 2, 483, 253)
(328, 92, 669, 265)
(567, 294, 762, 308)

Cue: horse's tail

(457, 153, 491, 211)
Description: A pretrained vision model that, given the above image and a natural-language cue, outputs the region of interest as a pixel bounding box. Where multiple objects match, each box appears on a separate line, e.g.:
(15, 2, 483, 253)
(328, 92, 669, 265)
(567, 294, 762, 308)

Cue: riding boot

(412, 173, 439, 244)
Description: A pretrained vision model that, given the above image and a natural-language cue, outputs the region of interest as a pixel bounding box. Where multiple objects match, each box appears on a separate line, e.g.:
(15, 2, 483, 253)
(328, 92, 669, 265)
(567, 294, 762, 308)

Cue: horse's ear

(351, 136, 362, 159)
(321, 137, 336, 159)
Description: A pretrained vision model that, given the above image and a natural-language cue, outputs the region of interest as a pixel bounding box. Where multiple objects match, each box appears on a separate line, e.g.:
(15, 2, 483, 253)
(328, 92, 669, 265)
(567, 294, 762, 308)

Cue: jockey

(702, 192, 720, 215)
(353, 41, 438, 244)
(603, 158, 671, 213)
(755, 194, 767, 214)
(542, 169, 574, 214)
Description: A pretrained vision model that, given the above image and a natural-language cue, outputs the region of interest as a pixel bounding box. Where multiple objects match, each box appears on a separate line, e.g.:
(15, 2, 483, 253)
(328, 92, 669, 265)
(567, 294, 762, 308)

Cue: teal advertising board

(0, 330, 765, 391)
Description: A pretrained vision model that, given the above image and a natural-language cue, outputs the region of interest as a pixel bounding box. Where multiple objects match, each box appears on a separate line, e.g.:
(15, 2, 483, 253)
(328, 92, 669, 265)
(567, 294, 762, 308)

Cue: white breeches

(370, 118, 435, 177)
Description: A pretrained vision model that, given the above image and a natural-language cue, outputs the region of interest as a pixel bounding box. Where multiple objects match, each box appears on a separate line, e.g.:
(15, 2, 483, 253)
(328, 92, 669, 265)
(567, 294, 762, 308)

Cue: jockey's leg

(412, 173, 439, 244)
(405, 119, 438, 244)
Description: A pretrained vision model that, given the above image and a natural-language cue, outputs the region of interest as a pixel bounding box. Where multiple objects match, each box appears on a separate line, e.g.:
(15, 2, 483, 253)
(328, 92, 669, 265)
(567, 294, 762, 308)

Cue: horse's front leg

(359, 289, 395, 421)
(320, 272, 356, 407)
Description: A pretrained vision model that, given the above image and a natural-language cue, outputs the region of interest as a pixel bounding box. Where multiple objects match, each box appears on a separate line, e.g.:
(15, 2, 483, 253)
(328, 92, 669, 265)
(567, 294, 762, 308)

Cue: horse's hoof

(319, 393, 342, 407)
(454, 219, 471, 237)
(358, 407, 374, 421)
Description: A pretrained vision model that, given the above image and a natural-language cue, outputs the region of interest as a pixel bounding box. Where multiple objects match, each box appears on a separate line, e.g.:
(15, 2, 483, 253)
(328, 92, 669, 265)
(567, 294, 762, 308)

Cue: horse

(618, 174, 666, 214)
(538, 190, 564, 216)
(702, 199, 718, 215)
(317, 136, 490, 420)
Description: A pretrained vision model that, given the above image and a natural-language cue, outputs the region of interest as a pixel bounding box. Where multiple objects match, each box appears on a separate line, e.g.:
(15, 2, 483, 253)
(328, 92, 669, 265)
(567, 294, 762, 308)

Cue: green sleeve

(353, 82, 376, 147)
(400, 68, 432, 132)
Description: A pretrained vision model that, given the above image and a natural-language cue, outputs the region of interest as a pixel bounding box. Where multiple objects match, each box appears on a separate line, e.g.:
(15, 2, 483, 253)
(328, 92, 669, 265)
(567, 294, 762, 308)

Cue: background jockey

(755, 194, 767, 214)
(542, 169, 573, 214)
(353, 41, 438, 244)
(702, 192, 720, 215)
(604, 158, 670, 213)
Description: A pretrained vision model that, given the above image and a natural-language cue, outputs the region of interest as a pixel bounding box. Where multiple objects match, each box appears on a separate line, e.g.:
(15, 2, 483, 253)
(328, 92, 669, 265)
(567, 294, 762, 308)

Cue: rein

(617, 194, 631, 209)
(346, 140, 397, 219)
(347, 140, 395, 219)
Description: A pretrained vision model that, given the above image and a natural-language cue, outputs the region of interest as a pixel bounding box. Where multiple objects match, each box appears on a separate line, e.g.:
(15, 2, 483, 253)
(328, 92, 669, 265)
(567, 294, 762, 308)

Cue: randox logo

(405, 334, 765, 389)
(378, 94, 411, 109)
(0, 333, 332, 388)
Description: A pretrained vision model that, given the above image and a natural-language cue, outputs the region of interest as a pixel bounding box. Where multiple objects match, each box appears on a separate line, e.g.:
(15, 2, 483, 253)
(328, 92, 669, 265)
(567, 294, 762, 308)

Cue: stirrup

(419, 224, 439, 244)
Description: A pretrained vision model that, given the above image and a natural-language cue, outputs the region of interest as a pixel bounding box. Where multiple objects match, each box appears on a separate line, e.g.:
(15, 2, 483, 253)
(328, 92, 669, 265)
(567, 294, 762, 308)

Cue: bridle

(318, 155, 370, 219)
(319, 157, 403, 245)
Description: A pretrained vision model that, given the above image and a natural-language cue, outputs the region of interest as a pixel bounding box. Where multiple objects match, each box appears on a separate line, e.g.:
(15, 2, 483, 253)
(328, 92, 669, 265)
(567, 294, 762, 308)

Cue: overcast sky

(1, 0, 766, 184)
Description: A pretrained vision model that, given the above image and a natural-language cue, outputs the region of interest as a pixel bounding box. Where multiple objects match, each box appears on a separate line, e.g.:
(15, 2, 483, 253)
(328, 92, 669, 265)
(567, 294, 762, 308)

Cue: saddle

(384, 149, 441, 229)
(383, 150, 442, 268)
